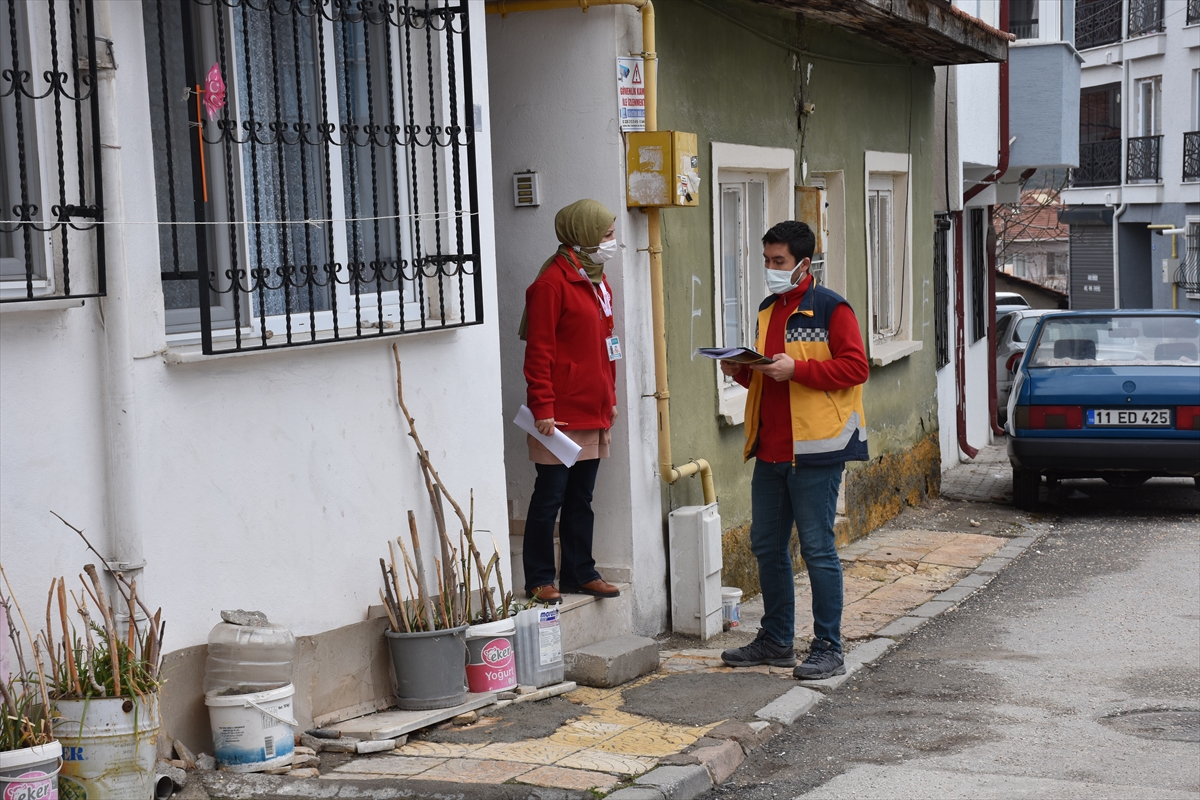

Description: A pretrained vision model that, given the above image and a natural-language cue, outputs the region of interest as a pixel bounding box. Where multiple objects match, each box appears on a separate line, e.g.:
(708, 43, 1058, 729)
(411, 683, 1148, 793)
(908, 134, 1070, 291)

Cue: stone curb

(617, 522, 1054, 799)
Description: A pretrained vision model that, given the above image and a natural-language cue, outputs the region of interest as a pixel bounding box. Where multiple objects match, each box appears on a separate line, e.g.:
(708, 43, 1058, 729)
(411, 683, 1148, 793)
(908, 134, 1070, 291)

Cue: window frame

(709, 143, 794, 426)
(1135, 76, 1162, 137)
(0, 0, 52, 292)
(863, 150, 920, 366)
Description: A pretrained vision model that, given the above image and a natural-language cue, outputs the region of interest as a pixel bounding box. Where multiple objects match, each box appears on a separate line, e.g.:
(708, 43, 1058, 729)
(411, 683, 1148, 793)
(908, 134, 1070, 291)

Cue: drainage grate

(1101, 709, 1200, 742)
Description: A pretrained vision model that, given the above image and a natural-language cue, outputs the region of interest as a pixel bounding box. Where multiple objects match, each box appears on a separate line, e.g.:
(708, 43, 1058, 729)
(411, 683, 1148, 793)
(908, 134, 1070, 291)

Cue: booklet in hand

(694, 346, 773, 365)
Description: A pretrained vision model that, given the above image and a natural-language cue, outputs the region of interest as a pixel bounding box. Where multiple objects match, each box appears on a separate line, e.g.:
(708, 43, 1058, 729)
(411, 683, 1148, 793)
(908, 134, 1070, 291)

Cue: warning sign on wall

(617, 57, 645, 132)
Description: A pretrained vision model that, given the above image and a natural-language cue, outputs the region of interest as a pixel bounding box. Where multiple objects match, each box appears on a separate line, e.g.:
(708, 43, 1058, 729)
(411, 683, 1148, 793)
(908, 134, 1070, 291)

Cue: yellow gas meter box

(625, 131, 700, 208)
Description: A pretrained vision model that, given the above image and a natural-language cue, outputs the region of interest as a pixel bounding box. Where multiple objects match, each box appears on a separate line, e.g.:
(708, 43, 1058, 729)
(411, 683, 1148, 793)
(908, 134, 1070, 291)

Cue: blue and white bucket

(721, 587, 742, 629)
(204, 683, 297, 772)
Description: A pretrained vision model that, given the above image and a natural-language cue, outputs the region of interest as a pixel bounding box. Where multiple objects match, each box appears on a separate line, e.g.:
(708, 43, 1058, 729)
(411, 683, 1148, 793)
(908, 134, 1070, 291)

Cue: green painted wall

(653, 0, 941, 528)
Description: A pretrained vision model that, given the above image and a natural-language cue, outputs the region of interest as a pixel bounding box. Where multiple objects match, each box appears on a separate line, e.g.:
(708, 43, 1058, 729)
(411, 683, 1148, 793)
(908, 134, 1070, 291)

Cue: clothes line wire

(0, 210, 479, 228)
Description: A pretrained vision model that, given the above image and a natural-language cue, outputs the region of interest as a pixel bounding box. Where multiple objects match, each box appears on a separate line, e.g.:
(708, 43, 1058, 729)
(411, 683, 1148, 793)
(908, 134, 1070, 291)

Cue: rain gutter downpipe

(486, 0, 717, 504)
(958, 0, 1009, 453)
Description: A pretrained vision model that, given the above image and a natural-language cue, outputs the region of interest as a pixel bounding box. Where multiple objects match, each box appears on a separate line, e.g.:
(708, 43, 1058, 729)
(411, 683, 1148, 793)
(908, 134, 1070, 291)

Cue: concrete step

(564, 634, 659, 688)
(556, 583, 633, 653)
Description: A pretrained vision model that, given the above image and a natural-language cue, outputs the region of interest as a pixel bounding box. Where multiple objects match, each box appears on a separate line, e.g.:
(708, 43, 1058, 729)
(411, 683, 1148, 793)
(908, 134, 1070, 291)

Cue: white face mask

(766, 265, 804, 295)
(591, 240, 619, 264)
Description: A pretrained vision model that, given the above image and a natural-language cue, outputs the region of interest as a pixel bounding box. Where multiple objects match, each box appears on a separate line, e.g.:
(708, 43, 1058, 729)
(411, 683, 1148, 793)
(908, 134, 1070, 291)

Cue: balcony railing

(1073, 140, 1122, 187)
(1126, 136, 1162, 183)
(1189, 0, 1200, 25)
(1185, 132, 1200, 182)
(1076, 0, 1122, 49)
(1009, 21, 1040, 39)
(1128, 0, 1164, 36)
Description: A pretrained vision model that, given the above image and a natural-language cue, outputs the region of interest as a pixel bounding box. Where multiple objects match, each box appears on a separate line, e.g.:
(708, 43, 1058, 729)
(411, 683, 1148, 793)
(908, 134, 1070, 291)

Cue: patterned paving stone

(555, 748, 657, 776)
(473, 740, 583, 765)
(593, 720, 709, 758)
(394, 741, 485, 758)
(548, 718, 630, 748)
(408, 757, 533, 784)
(516, 765, 620, 791)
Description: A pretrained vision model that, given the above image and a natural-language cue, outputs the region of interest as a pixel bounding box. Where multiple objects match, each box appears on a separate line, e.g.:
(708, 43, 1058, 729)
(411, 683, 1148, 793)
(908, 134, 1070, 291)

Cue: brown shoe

(526, 584, 562, 604)
(562, 579, 620, 598)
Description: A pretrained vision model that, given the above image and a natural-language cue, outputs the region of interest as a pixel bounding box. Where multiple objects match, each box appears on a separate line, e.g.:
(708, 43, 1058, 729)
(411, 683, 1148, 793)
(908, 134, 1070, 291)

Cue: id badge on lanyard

(569, 251, 620, 360)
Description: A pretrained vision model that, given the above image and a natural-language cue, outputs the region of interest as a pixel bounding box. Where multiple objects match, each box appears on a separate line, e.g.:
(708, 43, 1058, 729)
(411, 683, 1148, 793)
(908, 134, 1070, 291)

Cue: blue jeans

(523, 459, 603, 591)
(750, 459, 845, 650)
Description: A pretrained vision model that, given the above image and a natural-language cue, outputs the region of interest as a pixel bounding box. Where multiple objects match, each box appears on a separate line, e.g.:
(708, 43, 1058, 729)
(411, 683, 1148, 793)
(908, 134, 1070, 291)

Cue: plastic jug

(514, 606, 564, 688)
(204, 620, 296, 696)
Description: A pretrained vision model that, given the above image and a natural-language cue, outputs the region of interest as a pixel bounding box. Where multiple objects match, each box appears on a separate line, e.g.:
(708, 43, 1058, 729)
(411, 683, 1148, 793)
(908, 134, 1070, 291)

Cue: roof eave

(752, 0, 1011, 65)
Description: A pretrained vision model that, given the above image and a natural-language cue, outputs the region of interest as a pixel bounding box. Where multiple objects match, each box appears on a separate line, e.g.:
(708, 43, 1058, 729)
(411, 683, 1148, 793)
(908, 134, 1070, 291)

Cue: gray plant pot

(385, 625, 468, 710)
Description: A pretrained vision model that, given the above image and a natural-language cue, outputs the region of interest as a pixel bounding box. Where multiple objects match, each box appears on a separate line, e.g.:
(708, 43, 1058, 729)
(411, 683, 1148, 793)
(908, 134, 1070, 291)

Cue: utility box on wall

(668, 503, 723, 640)
(625, 131, 700, 208)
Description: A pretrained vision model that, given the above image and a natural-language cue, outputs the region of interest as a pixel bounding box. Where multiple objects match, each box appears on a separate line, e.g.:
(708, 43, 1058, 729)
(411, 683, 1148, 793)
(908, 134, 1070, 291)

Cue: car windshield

(1012, 317, 1041, 344)
(1029, 315, 1200, 367)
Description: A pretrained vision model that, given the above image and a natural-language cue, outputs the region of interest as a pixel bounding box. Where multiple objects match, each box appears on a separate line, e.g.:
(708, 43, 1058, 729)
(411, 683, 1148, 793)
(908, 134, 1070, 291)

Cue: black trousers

(523, 459, 602, 591)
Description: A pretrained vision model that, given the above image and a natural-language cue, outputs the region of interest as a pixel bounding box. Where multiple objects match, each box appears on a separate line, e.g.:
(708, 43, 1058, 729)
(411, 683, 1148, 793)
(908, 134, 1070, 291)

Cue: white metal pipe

(93, 3, 147, 601)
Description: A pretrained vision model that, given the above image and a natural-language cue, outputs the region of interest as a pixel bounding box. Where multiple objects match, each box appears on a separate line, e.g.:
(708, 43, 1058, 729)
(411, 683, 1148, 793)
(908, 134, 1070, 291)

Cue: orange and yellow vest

(743, 285, 869, 466)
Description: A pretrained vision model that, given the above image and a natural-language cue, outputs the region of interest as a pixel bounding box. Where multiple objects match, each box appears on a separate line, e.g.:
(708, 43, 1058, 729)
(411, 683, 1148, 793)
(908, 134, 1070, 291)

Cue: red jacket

(524, 254, 617, 431)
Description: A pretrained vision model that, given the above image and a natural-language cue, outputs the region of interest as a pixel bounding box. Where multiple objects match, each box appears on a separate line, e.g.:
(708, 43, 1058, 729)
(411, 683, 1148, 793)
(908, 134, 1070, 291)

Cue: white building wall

(486, 6, 667, 637)
(0, 1, 507, 654)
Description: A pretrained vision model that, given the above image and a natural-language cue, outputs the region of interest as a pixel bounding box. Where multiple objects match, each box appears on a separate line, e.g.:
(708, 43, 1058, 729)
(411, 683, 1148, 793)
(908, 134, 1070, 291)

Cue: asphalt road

(709, 479, 1200, 800)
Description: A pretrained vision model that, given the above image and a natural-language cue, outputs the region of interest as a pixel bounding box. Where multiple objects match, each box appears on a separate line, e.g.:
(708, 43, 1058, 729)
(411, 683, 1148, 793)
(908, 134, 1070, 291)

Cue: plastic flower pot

(54, 694, 158, 800)
(385, 625, 468, 710)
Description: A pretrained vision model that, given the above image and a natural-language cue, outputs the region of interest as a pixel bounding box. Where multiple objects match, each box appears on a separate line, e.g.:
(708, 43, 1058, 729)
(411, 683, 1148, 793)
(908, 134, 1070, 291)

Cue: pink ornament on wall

(203, 63, 226, 120)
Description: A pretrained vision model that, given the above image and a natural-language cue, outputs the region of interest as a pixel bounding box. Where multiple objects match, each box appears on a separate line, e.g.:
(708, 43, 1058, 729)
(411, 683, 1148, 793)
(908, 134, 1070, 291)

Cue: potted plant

(379, 348, 517, 707)
(0, 568, 61, 800)
(44, 515, 164, 800)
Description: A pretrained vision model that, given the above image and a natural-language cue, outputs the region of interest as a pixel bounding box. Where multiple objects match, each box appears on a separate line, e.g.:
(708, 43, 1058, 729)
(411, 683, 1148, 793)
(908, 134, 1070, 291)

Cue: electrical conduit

(486, 0, 717, 504)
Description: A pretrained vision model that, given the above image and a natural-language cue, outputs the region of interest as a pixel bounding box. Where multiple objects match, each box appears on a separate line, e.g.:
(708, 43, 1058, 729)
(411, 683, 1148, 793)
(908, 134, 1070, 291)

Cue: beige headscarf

(518, 199, 616, 340)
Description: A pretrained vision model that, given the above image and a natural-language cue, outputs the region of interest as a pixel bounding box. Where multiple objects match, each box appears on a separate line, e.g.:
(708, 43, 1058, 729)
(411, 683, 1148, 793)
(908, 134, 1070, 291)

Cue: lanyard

(565, 250, 613, 326)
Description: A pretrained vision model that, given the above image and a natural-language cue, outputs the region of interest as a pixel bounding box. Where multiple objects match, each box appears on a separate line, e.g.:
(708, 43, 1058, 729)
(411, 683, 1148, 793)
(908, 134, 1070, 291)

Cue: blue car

(1006, 311, 1200, 511)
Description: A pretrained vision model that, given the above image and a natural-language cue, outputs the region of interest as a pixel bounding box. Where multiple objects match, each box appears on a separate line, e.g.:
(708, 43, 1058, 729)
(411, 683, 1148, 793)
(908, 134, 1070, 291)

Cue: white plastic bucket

(204, 683, 297, 773)
(721, 587, 743, 629)
(55, 695, 158, 800)
(0, 741, 61, 800)
(465, 618, 517, 693)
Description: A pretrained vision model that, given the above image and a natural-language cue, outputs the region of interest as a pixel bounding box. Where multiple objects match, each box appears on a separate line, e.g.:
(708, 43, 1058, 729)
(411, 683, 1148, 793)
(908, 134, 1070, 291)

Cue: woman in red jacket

(518, 199, 622, 604)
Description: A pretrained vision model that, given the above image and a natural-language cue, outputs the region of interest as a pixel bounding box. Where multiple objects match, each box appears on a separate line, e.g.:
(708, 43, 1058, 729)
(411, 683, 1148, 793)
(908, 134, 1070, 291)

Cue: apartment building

(1060, 0, 1200, 310)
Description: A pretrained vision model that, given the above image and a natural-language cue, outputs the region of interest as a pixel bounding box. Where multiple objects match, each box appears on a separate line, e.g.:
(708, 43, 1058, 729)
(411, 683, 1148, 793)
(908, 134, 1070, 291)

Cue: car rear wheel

(1013, 467, 1040, 511)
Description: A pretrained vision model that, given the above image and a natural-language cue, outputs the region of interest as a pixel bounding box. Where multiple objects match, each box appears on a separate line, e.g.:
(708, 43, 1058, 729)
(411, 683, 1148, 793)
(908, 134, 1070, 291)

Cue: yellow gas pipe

(487, 0, 717, 504)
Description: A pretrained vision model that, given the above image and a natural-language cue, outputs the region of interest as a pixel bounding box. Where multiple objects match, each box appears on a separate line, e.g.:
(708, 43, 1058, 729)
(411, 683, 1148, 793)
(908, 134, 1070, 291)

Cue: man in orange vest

(719, 220, 870, 680)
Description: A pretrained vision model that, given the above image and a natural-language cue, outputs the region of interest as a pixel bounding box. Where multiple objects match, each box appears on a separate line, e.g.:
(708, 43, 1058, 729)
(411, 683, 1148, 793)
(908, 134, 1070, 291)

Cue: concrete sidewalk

(190, 442, 1037, 800)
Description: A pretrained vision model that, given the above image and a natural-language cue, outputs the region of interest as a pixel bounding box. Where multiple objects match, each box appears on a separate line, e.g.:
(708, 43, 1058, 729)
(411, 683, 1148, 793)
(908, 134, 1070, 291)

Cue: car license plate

(1087, 408, 1171, 427)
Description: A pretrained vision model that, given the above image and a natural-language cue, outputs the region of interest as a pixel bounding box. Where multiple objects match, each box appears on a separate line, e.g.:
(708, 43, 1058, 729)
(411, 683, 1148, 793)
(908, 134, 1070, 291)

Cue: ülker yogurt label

(466, 635, 516, 692)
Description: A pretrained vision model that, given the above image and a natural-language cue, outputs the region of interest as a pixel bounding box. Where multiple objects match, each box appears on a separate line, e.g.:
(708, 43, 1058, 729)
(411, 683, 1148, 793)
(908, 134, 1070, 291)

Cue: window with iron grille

(0, 0, 105, 304)
(1075, 0, 1122, 50)
(970, 208, 986, 344)
(933, 215, 950, 370)
(143, 0, 481, 354)
(1127, 0, 1163, 38)
(1074, 83, 1121, 187)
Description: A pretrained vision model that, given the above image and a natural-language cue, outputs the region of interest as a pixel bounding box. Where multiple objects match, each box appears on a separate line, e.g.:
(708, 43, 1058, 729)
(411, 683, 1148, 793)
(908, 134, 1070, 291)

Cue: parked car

(995, 291, 1031, 319)
(995, 308, 1054, 423)
(1006, 311, 1200, 511)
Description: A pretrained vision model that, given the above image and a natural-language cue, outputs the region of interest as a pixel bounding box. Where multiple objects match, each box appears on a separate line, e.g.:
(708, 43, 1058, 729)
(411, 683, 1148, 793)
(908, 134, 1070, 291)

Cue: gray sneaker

(793, 639, 845, 680)
(720, 628, 797, 668)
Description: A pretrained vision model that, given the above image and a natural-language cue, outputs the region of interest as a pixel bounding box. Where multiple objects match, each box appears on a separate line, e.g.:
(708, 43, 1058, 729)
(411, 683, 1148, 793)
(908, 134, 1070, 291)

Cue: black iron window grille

(1126, 135, 1161, 182)
(1075, 0, 1122, 49)
(144, 0, 481, 354)
(1074, 83, 1121, 187)
(933, 215, 950, 370)
(1189, 0, 1200, 26)
(1127, 0, 1164, 37)
(1176, 222, 1200, 294)
(1184, 132, 1200, 182)
(970, 209, 986, 344)
(0, 0, 105, 304)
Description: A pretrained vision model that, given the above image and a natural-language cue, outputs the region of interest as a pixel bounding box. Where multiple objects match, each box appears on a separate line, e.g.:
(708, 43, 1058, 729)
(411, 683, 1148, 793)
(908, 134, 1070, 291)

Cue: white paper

(513, 405, 583, 468)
